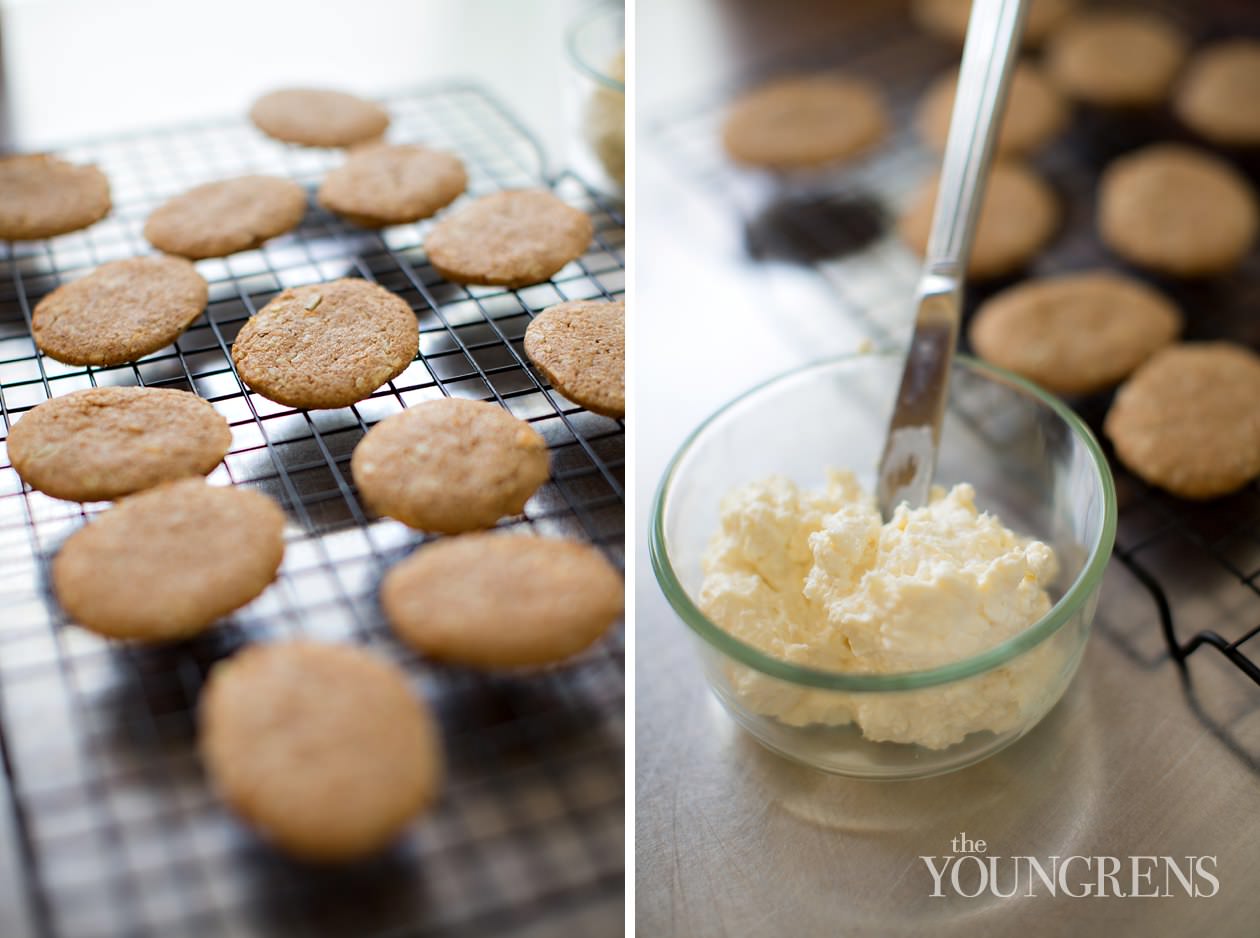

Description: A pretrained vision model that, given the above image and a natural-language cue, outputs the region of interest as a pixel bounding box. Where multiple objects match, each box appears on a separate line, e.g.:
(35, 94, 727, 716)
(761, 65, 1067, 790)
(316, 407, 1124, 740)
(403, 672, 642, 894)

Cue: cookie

(52, 478, 285, 641)
(199, 641, 442, 862)
(0, 155, 111, 240)
(382, 534, 623, 669)
(1045, 11, 1188, 107)
(1104, 343, 1260, 499)
(1174, 40, 1260, 147)
(8, 387, 231, 502)
(424, 190, 593, 288)
(916, 62, 1068, 157)
(144, 175, 306, 259)
(32, 255, 208, 366)
(231, 279, 417, 410)
(317, 144, 467, 227)
(524, 299, 625, 418)
(898, 162, 1059, 279)
(1098, 144, 1259, 276)
(249, 88, 390, 148)
(911, 0, 1076, 47)
(351, 398, 550, 533)
(721, 74, 888, 170)
(968, 271, 1182, 396)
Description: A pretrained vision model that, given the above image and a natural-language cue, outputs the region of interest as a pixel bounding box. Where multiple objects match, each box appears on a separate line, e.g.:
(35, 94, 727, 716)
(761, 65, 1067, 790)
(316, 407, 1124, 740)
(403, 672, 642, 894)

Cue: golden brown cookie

(144, 176, 306, 259)
(249, 88, 390, 148)
(0, 155, 111, 240)
(916, 62, 1068, 157)
(911, 0, 1077, 47)
(351, 398, 550, 533)
(1174, 40, 1260, 147)
(424, 190, 593, 289)
(898, 162, 1059, 279)
(199, 640, 442, 862)
(382, 534, 623, 669)
(1045, 11, 1188, 107)
(721, 74, 888, 171)
(317, 144, 467, 227)
(969, 271, 1182, 396)
(8, 387, 231, 502)
(1104, 343, 1260, 499)
(31, 255, 208, 366)
(524, 299, 625, 418)
(231, 279, 418, 410)
(52, 479, 285, 640)
(1098, 144, 1259, 276)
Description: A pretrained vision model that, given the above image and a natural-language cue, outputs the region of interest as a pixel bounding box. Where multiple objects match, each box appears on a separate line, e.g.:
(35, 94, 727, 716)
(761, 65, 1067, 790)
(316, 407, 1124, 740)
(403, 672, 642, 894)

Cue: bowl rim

(649, 351, 1118, 692)
(565, 3, 625, 94)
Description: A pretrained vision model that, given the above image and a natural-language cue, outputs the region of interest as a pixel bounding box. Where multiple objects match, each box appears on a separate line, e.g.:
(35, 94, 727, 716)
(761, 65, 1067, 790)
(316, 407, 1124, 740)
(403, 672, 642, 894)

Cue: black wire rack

(0, 84, 624, 938)
(649, 4, 1260, 697)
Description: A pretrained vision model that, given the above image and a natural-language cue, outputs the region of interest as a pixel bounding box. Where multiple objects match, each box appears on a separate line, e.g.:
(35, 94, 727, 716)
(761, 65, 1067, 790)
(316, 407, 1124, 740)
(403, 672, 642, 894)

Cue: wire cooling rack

(650, 4, 1260, 696)
(0, 84, 624, 938)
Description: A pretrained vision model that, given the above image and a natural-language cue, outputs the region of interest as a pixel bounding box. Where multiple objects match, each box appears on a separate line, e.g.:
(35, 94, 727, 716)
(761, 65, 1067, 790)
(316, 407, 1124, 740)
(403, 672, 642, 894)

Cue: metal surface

(637, 1, 1260, 935)
(0, 85, 624, 938)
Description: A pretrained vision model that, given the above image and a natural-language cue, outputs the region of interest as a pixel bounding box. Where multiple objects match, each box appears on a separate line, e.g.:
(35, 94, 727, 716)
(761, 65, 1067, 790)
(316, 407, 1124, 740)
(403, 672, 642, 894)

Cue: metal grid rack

(650, 6, 1260, 698)
(0, 84, 624, 938)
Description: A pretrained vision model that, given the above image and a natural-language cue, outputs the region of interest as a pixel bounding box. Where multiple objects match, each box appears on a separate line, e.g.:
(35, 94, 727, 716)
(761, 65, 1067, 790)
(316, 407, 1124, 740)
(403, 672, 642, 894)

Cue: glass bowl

(565, 3, 624, 196)
(650, 352, 1116, 779)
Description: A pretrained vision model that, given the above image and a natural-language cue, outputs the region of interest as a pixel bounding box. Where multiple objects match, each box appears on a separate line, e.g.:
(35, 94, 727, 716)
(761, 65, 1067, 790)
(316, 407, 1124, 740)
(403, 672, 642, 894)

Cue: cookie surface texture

(351, 397, 550, 533)
(525, 299, 625, 418)
(8, 387, 231, 501)
(250, 88, 390, 148)
(318, 144, 467, 227)
(1174, 40, 1260, 146)
(917, 63, 1067, 157)
(1045, 11, 1188, 107)
(144, 175, 306, 259)
(0, 155, 111, 240)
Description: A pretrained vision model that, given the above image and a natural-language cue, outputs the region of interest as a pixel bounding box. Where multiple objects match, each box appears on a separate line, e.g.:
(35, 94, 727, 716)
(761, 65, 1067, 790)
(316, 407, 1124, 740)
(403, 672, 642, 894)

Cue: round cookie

(721, 74, 889, 170)
(1098, 144, 1259, 276)
(52, 478, 285, 641)
(249, 88, 390, 148)
(231, 279, 417, 410)
(317, 144, 467, 227)
(32, 255, 208, 366)
(1174, 40, 1260, 147)
(1104, 343, 1260, 499)
(382, 534, 623, 669)
(424, 190, 593, 289)
(8, 387, 231, 502)
(911, 0, 1077, 47)
(968, 271, 1182, 396)
(898, 162, 1059, 279)
(916, 62, 1068, 157)
(144, 175, 306, 259)
(199, 641, 442, 862)
(0, 155, 111, 240)
(524, 300, 625, 418)
(351, 398, 550, 533)
(1045, 11, 1188, 107)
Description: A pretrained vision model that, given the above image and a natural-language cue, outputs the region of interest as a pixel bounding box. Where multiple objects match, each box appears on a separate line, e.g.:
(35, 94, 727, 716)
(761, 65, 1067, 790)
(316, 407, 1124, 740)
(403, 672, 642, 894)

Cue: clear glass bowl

(650, 353, 1117, 779)
(565, 3, 624, 196)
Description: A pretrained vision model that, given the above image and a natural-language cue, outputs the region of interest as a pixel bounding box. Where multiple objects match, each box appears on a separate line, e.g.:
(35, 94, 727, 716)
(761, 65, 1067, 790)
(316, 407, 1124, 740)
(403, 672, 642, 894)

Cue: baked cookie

(898, 162, 1058, 279)
(200, 641, 442, 862)
(317, 144, 467, 227)
(911, 0, 1076, 47)
(52, 479, 285, 640)
(1045, 11, 1188, 107)
(32, 255, 208, 366)
(1104, 343, 1260, 499)
(8, 387, 231, 502)
(231, 279, 417, 410)
(721, 74, 889, 170)
(1174, 40, 1260, 147)
(382, 534, 623, 669)
(0, 155, 111, 240)
(351, 398, 550, 533)
(969, 271, 1182, 396)
(1098, 144, 1258, 276)
(144, 176, 306, 259)
(424, 190, 593, 288)
(249, 88, 390, 148)
(916, 62, 1068, 157)
(524, 299, 625, 418)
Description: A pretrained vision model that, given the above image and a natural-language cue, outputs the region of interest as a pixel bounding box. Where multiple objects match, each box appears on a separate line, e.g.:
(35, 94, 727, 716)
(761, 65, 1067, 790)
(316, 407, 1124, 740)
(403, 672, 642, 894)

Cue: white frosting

(699, 470, 1068, 750)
